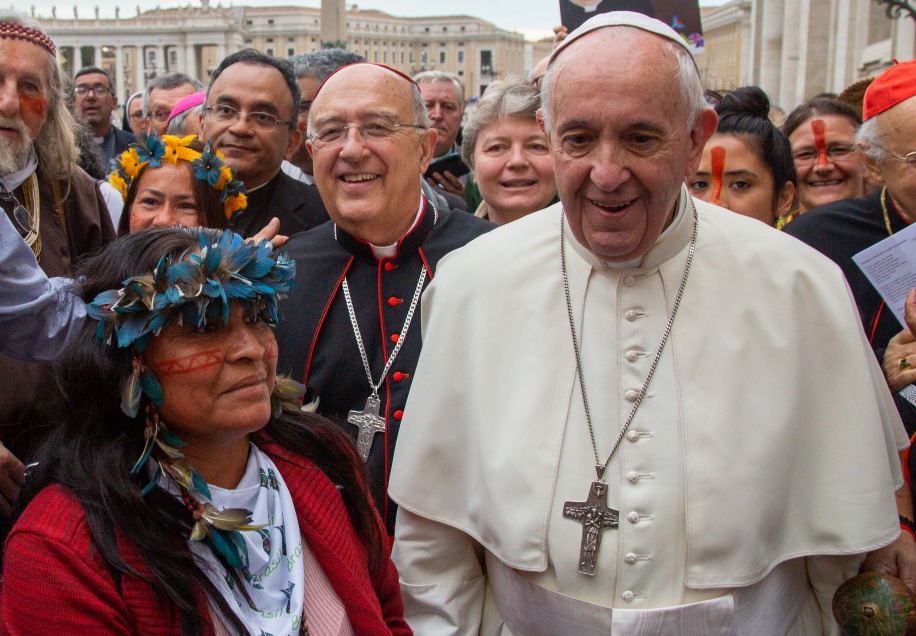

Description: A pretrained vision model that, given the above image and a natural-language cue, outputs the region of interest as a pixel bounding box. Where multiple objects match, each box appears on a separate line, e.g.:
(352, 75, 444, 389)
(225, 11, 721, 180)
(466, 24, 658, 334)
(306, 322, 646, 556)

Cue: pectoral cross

(348, 395, 385, 462)
(563, 480, 619, 576)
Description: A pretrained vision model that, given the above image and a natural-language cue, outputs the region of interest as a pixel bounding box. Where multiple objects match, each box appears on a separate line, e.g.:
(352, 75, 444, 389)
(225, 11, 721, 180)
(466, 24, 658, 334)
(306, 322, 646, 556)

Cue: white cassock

(388, 188, 908, 636)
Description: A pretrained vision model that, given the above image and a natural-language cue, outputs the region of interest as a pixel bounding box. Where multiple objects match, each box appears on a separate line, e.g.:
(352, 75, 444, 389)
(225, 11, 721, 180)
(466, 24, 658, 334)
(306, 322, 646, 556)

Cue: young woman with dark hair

(688, 86, 798, 228)
(0, 228, 410, 636)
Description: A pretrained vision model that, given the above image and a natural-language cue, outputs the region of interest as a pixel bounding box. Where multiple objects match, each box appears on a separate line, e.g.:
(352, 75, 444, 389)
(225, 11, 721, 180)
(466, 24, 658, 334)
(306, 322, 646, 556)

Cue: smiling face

(307, 64, 436, 245)
(473, 115, 556, 223)
(544, 28, 715, 262)
(128, 162, 201, 231)
(143, 304, 276, 450)
(788, 114, 864, 213)
(688, 133, 795, 225)
(201, 62, 299, 190)
(74, 71, 116, 135)
(0, 38, 49, 174)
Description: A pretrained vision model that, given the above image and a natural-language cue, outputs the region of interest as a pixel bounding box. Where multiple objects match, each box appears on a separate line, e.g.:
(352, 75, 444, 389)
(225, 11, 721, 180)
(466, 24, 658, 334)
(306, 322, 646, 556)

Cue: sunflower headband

(109, 133, 248, 219)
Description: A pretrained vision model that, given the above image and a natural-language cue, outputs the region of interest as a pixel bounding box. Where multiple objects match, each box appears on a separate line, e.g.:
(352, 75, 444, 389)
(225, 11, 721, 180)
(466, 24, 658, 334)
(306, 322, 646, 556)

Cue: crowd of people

(1, 6, 916, 634)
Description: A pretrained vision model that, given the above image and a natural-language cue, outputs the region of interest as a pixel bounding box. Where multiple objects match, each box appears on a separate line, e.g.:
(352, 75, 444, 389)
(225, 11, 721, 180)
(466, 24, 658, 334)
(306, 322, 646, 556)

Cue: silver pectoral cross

(563, 480, 619, 576)
(348, 395, 385, 462)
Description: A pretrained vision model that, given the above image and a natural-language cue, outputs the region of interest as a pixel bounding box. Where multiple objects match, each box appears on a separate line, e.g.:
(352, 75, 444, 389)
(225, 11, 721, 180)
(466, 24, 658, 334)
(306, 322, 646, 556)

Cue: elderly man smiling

(275, 63, 491, 536)
(389, 12, 912, 634)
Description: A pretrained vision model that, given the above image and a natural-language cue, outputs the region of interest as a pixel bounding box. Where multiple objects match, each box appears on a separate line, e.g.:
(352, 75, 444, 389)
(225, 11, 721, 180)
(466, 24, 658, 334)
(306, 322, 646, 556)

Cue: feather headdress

(85, 227, 297, 570)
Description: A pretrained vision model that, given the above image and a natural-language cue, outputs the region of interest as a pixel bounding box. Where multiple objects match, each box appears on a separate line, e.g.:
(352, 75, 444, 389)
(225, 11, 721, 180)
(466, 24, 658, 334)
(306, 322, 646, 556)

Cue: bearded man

(0, 11, 115, 511)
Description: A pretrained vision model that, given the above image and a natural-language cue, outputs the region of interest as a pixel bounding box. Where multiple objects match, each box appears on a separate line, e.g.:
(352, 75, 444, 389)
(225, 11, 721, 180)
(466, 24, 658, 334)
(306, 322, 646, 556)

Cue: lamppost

(875, 0, 916, 21)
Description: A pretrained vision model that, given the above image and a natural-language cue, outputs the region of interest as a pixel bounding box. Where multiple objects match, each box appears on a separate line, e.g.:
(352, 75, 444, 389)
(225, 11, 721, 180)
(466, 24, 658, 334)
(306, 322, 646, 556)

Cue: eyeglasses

(0, 184, 38, 247)
(872, 142, 916, 169)
(307, 119, 427, 147)
(74, 84, 113, 97)
(205, 104, 291, 133)
(148, 109, 171, 124)
(792, 144, 856, 167)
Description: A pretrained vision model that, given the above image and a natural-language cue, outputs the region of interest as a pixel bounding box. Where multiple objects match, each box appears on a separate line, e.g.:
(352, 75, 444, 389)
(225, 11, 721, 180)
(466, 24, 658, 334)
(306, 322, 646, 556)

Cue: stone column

(185, 43, 198, 81)
(93, 45, 102, 67)
(114, 45, 125, 98)
(215, 40, 226, 67)
(320, 0, 346, 46)
(135, 46, 145, 92)
(156, 45, 165, 75)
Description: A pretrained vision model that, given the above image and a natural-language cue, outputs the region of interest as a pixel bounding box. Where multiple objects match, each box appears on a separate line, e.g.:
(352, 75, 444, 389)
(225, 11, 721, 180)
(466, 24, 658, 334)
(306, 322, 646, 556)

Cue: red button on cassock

(394, 410, 404, 420)
(393, 372, 404, 381)
(388, 297, 401, 306)
(383, 262, 394, 271)
(391, 334, 400, 343)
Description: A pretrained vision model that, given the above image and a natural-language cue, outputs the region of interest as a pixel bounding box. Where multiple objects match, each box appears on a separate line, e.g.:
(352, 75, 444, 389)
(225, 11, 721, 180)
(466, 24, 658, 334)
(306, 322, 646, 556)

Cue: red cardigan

(1, 442, 411, 635)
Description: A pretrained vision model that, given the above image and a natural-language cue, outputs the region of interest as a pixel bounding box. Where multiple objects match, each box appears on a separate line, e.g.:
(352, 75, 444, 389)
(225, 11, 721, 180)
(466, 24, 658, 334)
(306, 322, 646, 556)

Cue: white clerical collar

(370, 196, 425, 259)
(0, 152, 38, 193)
(566, 186, 694, 271)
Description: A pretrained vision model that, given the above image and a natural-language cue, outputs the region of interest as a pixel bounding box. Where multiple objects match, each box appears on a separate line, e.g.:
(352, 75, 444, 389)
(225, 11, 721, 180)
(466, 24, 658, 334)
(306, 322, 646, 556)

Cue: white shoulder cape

(389, 195, 906, 588)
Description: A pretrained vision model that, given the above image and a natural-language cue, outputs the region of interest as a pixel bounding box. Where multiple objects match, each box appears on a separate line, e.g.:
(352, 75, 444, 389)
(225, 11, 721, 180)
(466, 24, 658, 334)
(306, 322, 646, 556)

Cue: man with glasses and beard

(0, 11, 115, 511)
(275, 63, 492, 536)
(201, 49, 328, 238)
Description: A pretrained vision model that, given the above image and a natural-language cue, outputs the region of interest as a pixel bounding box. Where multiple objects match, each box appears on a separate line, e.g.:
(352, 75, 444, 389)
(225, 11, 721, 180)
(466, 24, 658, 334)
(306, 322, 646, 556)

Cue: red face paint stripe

(19, 95, 47, 120)
(155, 349, 222, 377)
(710, 146, 726, 205)
(811, 119, 828, 169)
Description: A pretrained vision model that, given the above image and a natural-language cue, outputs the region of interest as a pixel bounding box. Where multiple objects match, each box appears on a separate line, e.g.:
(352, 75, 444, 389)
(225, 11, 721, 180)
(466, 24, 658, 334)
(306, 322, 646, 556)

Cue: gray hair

(165, 105, 201, 136)
(289, 49, 365, 81)
(461, 75, 541, 169)
(142, 73, 204, 117)
(855, 116, 885, 162)
(0, 10, 78, 182)
(413, 70, 465, 110)
(540, 26, 707, 134)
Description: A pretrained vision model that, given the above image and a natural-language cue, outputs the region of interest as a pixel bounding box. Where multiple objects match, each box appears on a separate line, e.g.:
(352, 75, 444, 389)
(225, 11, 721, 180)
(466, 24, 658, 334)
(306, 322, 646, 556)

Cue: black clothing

(276, 200, 493, 533)
(230, 171, 328, 238)
(784, 190, 916, 434)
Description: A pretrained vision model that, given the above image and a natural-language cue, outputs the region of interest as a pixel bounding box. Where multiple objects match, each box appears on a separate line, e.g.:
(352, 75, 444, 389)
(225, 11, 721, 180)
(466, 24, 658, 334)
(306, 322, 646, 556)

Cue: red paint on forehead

(811, 119, 828, 169)
(19, 94, 46, 121)
(710, 146, 726, 205)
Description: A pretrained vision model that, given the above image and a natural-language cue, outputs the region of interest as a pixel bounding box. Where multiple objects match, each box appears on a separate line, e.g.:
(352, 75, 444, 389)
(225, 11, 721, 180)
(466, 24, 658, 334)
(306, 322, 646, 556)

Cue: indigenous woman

(1, 228, 410, 636)
(687, 86, 797, 229)
(110, 133, 247, 234)
(460, 76, 557, 224)
(782, 96, 867, 214)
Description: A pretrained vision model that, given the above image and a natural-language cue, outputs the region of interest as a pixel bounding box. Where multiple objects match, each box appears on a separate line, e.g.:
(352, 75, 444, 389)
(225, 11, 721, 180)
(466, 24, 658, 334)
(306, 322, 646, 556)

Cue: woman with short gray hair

(461, 76, 557, 224)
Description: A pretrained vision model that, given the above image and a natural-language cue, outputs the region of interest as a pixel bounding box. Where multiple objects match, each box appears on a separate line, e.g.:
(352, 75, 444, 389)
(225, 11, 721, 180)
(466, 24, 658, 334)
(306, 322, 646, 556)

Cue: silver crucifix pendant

(348, 395, 385, 462)
(563, 480, 619, 576)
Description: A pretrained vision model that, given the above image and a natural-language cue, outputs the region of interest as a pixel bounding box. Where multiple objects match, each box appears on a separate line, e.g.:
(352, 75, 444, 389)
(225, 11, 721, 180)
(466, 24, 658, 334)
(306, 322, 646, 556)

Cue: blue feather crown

(86, 228, 295, 356)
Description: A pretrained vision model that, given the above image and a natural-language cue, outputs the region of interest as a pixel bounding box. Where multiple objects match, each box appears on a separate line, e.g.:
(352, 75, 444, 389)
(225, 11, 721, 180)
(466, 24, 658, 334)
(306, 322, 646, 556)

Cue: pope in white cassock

(388, 11, 913, 636)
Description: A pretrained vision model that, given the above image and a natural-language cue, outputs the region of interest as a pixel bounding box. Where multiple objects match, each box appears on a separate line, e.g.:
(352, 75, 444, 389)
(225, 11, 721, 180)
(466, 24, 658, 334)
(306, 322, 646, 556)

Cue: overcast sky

(18, 0, 731, 40)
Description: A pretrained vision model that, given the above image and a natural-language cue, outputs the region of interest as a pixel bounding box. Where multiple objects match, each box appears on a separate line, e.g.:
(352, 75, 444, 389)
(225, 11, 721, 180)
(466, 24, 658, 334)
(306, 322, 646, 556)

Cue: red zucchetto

(863, 59, 916, 120)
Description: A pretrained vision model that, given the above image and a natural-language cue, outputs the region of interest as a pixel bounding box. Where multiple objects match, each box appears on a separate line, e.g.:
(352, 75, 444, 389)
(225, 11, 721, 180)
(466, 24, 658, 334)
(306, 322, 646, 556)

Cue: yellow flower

(224, 193, 247, 218)
(109, 171, 128, 201)
(120, 147, 145, 180)
(162, 135, 201, 165)
(214, 164, 233, 190)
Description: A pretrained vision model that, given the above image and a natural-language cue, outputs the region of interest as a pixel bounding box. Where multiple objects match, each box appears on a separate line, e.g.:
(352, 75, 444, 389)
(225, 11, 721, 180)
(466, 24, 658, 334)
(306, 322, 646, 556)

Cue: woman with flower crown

(110, 133, 250, 235)
(0, 227, 411, 635)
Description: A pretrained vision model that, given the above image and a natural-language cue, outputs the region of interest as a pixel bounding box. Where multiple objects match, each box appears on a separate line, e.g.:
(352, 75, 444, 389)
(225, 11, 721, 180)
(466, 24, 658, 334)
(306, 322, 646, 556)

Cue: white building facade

(39, 2, 526, 102)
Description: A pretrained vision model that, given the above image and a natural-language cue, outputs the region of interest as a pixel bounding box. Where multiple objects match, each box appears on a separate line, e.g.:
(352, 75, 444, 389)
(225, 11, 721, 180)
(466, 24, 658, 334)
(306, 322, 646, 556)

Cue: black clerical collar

(335, 197, 438, 262)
